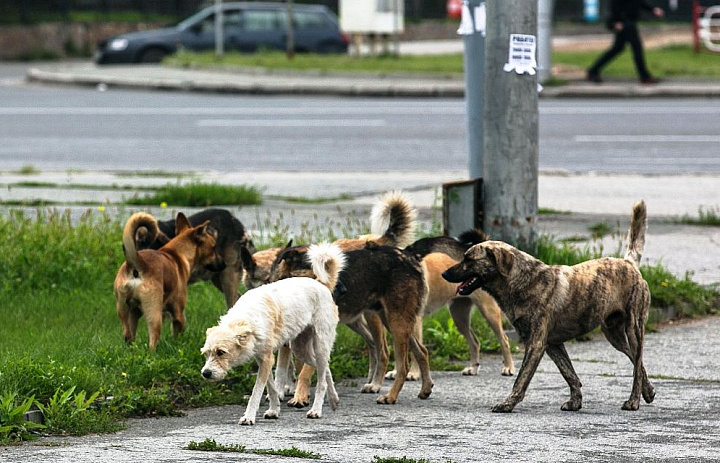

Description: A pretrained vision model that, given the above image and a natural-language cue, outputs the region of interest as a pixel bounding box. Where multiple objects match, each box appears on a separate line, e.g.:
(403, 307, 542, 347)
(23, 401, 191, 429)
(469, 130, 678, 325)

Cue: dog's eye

(216, 349, 225, 357)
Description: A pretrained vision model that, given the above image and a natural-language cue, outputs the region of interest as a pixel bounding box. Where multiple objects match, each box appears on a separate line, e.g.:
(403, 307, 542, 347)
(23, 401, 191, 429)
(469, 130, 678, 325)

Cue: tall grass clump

(126, 182, 262, 207)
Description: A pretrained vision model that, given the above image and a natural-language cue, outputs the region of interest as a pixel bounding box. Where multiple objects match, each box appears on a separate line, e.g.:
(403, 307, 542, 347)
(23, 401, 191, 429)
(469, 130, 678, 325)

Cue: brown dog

(114, 212, 225, 349)
(443, 201, 654, 412)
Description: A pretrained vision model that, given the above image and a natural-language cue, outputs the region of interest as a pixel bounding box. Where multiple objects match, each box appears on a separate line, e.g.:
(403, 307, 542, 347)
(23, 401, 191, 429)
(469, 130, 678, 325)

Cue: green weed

(186, 438, 321, 459)
(15, 165, 40, 175)
(126, 182, 262, 207)
(587, 222, 614, 239)
(678, 206, 720, 227)
(37, 387, 122, 436)
(0, 394, 45, 444)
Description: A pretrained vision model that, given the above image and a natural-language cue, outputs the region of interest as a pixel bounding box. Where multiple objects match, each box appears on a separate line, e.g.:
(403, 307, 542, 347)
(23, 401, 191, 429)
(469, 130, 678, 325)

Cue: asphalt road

(1, 69, 718, 174)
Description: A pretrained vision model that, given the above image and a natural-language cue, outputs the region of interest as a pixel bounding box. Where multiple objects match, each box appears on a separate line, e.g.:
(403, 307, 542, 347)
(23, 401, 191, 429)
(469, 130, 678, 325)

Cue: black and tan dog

(273, 241, 433, 405)
(443, 201, 654, 412)
(114, 212, 225, 349)
(137, 208, 254, 308)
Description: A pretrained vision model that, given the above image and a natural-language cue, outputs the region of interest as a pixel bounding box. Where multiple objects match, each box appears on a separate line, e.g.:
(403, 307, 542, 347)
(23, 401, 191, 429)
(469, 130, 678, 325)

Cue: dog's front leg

(275, 345, 293, 401)
(492, 335, 547, 413)
(240, 351, 274, 425)
(264, 368, 281, 420)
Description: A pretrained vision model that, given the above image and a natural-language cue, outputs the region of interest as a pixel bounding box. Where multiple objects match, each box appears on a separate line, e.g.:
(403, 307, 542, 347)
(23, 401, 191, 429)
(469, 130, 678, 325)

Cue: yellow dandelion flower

(160, 201, 168, 208)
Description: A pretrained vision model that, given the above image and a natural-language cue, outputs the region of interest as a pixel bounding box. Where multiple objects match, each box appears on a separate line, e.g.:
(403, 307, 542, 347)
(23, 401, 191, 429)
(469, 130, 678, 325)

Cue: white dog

(201, 242, 345, 424)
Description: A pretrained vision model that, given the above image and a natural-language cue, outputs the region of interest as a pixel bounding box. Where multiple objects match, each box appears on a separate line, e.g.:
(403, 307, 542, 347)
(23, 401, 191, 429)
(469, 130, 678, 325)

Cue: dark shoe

(586, 71, 603, 83)
(640, 76, 661, 84)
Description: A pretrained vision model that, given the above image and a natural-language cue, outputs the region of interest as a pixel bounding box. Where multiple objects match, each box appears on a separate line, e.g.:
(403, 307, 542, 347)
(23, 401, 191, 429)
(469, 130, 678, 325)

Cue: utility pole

(214, 0, 224, 58)
(537, 0, 555, 84)
(286, 0, 295, 60)
(461, 0, 486, 180)
(483, 0, 539, 250)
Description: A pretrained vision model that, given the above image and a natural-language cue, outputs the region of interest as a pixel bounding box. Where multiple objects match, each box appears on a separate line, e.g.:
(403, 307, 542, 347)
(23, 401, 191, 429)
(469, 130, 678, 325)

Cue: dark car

(95, 2, 348, 64)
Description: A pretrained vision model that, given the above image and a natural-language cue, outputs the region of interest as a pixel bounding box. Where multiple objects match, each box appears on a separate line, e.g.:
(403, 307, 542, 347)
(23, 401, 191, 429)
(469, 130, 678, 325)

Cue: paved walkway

(3, 316, 720, 462)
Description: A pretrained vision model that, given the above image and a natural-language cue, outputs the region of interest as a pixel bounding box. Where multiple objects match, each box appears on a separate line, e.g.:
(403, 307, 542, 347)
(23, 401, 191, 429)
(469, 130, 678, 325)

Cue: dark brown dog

(443, 201, 654, 412)
(137, 208, 254, 308)
(114, 212, 225, 349)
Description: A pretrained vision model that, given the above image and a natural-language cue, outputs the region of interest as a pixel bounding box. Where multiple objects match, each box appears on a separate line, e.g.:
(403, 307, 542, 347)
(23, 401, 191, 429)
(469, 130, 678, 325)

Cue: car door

(292, 10, 332, 52)
(180, 9, 242, 52)
(237, 8, 285, 52)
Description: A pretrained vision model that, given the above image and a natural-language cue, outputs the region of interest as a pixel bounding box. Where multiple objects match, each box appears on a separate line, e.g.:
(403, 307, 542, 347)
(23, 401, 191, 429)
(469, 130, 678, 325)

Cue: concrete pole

(483, 0, 539, 250)
(214, 0, 224, 58)
(537, 0, 554, 84)
(464, 0, 485, 180)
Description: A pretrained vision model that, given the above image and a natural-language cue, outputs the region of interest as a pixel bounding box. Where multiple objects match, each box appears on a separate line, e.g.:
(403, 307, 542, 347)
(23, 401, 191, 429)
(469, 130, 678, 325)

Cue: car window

(196, 10, 242, 32)
(242, 9, 282, 31)
(293, 11, 328, 30)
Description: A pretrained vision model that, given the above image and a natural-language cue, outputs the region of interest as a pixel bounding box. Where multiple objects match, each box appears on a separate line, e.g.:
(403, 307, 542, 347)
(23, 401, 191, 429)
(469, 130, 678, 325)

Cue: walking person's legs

(624, 22, 658, 83)
(587, 28, 628, 82)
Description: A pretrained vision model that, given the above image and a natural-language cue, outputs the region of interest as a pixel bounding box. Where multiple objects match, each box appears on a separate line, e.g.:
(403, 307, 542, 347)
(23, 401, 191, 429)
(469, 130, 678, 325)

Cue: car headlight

(109, 38, 129, 51)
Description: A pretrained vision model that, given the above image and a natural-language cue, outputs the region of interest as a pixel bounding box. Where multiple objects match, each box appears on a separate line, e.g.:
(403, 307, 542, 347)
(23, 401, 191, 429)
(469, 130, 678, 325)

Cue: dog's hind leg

(307, 337, 331, 419)
(349, 314, 387, 394)
(116, 298, 139, 344)
(468, 292, 515, 376)
(449, 297, 481, 376)
(240, 350, 274, 425)
(288, 364, 313, 408)
(621, 290, 654, 410)
(213, 267, 240, 308)
(408, 333, 434, 399)
(545, 343, 583, 411)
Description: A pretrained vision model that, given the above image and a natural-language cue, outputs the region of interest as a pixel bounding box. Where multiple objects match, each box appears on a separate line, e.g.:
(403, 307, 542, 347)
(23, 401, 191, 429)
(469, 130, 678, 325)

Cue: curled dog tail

(370, 190, 417, 248)
(307, 243, 346, 292)
(122, 212, 159, 270)
(624, 200, 647, 266)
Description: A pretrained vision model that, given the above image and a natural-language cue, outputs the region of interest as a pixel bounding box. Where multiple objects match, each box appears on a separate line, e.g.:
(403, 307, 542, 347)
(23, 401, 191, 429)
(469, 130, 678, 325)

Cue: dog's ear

(465, 244, 485, 260)
(193, 220, 213, 240)
(176, 212, 191, 235)
(284, 239, 293, 249)
(488, 246, 514, 278)
(238, 245, 255, 271)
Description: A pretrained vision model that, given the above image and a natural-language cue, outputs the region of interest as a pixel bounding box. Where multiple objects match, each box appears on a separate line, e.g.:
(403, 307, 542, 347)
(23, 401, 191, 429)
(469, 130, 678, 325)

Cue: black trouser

(589, 22, 650, 80)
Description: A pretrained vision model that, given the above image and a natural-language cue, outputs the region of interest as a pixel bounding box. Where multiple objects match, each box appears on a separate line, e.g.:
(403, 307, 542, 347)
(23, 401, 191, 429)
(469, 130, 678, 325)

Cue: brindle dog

(443, 201, 654, 412)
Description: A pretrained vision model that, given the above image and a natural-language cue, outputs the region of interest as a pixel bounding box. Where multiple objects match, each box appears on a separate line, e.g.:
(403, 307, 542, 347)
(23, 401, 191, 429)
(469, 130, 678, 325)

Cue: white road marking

(0, 105, 716, 116)
(575, 135, 720, 143)
(196, 119, 386, 127)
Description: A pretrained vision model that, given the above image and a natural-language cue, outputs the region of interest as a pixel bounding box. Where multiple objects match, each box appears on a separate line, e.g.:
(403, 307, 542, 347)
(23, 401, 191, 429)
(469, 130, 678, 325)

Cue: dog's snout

(202, 369, 212, 379)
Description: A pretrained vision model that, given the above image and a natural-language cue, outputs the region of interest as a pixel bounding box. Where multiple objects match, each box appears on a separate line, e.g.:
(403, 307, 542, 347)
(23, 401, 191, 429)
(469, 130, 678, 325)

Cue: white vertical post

(214, 0, 224, 58)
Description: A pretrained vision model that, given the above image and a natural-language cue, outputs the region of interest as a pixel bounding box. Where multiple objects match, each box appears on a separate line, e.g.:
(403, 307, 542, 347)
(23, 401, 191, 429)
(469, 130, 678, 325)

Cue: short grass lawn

(166, 45, 720, 80)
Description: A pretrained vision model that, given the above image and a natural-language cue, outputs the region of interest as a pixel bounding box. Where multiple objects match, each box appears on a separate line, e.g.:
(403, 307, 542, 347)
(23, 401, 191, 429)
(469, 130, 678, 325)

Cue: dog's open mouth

(455, 277, 482, 296)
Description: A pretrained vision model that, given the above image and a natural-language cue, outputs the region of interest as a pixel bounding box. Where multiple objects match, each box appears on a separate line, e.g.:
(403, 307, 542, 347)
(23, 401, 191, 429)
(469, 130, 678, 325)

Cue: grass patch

(587, 221, 614, 239)
(166, 45, 720, 79)
(539, 207, 572, 215)
(186, 438, 321, 459)
(678, 206, 720, 227)
(16, 165, 40, 175)
(166, 49, 464, 76)
(6, 182, 145, 192)
(114, 170, 192, 179)
(125, 182, 262, 207)
(0, 199, 63, 207)
(554, 45, 720, 79)
(271, 193, 355, 204)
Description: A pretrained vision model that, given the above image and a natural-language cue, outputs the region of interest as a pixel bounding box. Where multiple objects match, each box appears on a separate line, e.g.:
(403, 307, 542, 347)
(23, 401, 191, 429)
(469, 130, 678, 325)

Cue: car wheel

(138, 47, 167, 63)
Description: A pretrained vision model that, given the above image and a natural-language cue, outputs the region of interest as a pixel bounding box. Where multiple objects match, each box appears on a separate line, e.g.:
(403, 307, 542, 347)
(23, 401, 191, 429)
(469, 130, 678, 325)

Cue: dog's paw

(501, 366, 515, 376)
(306, 410, 322, 419)
(361, 383, 382, 394)
(283, 385, 294, 396)
(384, 370, 397, 380)
(621, 400, 640, 411)
(406, 371, 420, 381)
(560, 399, 582, 411)
(376, 394, 397, 405)
(491, 402, 515, 413)
(328, 394, 339, 411)
(239, 416, 255, 426)
(264, 410, 279, 419)
(643, 385, 656, 404)
(461, 365, 479, 376)
(287, 398, 309, 408)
